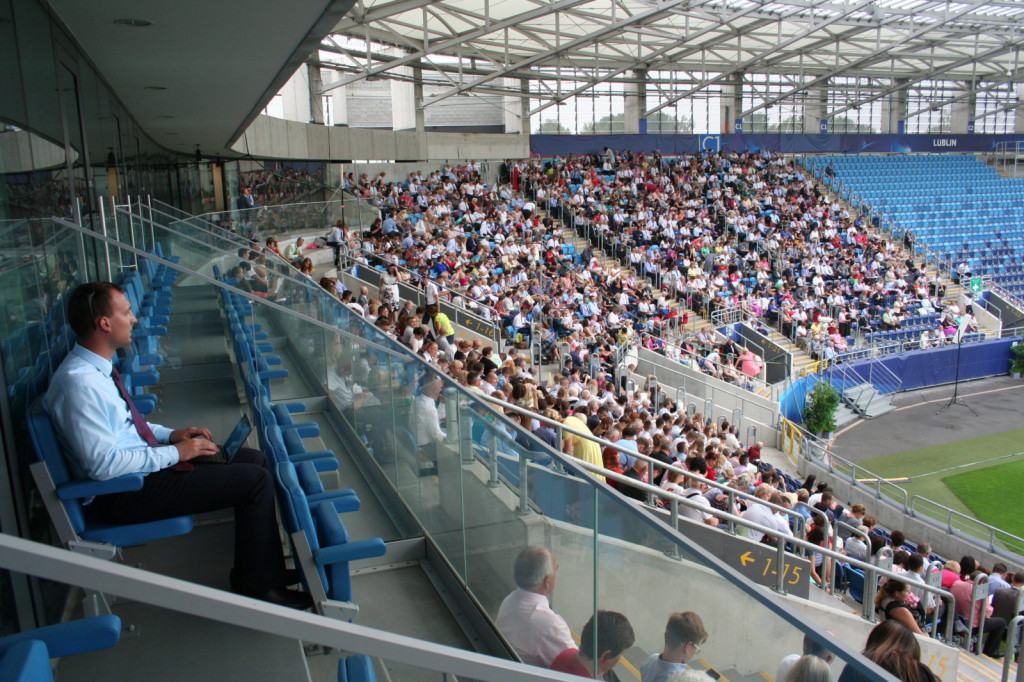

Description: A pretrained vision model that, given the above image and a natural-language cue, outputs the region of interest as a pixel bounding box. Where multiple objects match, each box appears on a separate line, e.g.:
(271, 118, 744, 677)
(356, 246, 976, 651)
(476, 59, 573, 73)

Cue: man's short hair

(579, 610, 635, 660)
(851, 504, 865, 515)
(992, 562, 1008, 574)
(801, 634, 832, 659)
(512, 547, 554, 590)
(67, 282, 125, 338)
(907, 553, 925, 572)
(664, 611, 707, 649)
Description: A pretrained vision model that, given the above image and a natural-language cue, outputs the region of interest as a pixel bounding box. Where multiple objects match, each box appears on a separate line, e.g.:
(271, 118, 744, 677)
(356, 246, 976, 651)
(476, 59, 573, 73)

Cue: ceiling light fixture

(113, 18, 152, 27)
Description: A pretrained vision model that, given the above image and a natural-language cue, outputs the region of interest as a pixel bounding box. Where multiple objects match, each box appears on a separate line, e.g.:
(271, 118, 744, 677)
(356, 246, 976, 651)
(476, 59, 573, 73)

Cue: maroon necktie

(111, 365, 192, 472)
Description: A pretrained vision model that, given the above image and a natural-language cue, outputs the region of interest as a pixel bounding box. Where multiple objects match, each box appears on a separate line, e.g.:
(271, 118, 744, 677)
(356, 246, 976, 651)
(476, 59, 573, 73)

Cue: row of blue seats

(215, 272, 388, 619)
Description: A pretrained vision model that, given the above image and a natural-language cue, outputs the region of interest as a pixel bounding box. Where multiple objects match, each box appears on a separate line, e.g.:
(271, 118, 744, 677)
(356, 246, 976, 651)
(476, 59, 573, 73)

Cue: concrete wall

(799, 456, 1024, 569)
(635, 346, 781, 443)
(234, 115, 528, 163)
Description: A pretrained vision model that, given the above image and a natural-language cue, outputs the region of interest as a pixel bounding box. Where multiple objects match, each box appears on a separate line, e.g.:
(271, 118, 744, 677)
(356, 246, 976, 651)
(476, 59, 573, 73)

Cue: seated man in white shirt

(494, 547, 575, 668)
(678, 476, 719, 527)
(409, 375, 446, 475)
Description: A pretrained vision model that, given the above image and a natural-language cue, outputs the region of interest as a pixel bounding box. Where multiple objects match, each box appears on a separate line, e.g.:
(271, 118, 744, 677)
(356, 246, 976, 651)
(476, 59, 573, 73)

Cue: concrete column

(1015, 84, 1024, 133)
(885, 79, 909, 134)
(521, 78, 531, 135)
(273, 67, 311, 123)
(803, 86, 828, 134)
(950, 80, 976, 133)
(390, 48, 416, 131)
(325, 73, 349, 126)
(625, 69, 647, 134)
(307, 63, 324, 125)
(502, 78, 523, 133)
(413, 66, 425, 133)
(720, 73, 743, 133)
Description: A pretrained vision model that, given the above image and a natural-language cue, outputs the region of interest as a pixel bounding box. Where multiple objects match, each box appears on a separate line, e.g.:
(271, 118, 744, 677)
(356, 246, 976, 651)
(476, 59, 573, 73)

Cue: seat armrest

(306, 491, 361, 513)
(279, 423, 320, 438)
(315, 538, 387, 566)
(0, 615, 121, 658)
(56, 474, 145, 500)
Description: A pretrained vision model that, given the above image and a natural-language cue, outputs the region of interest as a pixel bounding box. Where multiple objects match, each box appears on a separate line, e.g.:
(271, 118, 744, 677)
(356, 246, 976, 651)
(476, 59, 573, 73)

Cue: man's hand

(169, 426, 213, 444)
(174, 437, 219, 462)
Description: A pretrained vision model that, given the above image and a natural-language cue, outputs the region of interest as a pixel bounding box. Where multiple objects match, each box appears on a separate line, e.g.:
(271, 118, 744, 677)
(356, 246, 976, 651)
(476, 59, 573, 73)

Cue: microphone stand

(936, 318, 978, 417)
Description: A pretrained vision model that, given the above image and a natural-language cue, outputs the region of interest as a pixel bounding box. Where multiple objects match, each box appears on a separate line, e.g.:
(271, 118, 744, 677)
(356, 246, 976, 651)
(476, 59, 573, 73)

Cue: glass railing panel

(196, 197, 380, 241)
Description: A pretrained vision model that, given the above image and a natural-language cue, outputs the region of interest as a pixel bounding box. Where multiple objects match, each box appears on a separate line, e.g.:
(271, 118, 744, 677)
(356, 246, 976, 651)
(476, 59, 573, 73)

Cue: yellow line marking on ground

(619, 654, 642, 680)
(698, 659, 728, 682)
(957, 650, 1003, 682)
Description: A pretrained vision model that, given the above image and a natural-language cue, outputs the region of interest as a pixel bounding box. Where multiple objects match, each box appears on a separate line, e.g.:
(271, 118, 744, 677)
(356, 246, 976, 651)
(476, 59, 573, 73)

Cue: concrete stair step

(842, 382, 894, 418)
(956, 648, 1015, 682)
(863, 399, 896, 419)
(710, 666, 773, 682)
(835, 403, 861, 429)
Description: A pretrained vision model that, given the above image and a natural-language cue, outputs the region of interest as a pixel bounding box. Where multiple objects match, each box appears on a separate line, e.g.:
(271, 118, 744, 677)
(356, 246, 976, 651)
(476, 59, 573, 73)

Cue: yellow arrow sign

(740, 551, 755, 567)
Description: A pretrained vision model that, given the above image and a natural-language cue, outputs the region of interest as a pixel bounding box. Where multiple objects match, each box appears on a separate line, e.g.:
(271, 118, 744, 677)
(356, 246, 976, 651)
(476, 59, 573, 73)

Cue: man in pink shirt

(950, 572, 1007, 657)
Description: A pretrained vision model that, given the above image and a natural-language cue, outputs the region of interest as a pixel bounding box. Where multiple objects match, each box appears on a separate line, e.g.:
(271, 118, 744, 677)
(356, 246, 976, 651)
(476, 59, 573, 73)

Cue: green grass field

(855, 427, 1024, 532)
(943, 461, 1024, 539)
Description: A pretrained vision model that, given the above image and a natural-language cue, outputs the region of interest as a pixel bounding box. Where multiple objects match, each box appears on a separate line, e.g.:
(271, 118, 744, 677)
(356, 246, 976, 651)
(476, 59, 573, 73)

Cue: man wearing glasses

(640, 612, 709, 682)
(43, 282, 310, 609)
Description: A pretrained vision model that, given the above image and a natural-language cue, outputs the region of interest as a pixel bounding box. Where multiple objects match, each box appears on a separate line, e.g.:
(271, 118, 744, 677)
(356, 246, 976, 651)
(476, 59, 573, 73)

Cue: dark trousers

(90, 447, 286, 596)
(975, 617, 1007, 656)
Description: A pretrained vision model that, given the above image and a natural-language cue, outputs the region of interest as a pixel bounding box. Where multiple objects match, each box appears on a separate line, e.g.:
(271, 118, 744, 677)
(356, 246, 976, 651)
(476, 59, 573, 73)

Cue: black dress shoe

(259, 586, 314, 610)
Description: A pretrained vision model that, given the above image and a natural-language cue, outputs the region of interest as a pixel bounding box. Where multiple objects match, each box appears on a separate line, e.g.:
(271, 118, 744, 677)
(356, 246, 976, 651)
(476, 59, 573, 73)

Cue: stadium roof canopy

(320, 0, 1024, 120)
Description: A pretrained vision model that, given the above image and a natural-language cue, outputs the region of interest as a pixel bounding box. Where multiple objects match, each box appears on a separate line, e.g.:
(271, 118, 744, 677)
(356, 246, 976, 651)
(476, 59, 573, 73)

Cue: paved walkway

(832, 375, 1024, 462)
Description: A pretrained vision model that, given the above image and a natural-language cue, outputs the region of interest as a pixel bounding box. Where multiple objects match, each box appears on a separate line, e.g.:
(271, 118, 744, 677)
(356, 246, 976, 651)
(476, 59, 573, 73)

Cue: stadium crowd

(328, 149, 980, 386)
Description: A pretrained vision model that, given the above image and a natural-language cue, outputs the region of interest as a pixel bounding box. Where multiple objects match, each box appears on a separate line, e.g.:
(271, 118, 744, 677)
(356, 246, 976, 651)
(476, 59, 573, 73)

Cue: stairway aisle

(555, 214, 714, 340)
(760, 325, 816, 378)
(956, 648, 1015, 682)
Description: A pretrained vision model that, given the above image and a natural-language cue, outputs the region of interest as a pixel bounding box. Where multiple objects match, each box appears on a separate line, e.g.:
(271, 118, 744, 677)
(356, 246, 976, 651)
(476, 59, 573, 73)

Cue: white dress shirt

(495, 589, 574, 667)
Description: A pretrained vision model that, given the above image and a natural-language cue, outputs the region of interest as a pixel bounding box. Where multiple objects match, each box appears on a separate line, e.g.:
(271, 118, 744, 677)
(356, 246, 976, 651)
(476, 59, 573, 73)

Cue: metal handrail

(635, 328, 781, 389)
(142, 200, 250, 248)
(561, 458, 955, 640)
(1003, 614, 1024, 682)
(355, 250, 503, 324)
(635, 344, 779, 414)
(989, 281, 1024, 314)
(481, 393, 807, 534)
(786, 416, 1024, 558)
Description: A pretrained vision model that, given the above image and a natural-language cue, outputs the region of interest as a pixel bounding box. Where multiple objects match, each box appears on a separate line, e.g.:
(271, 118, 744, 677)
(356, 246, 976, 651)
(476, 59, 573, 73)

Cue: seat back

(0, 640, 53, 682)
(27, 399, 87, 536)
(277, 462, 329, 592)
